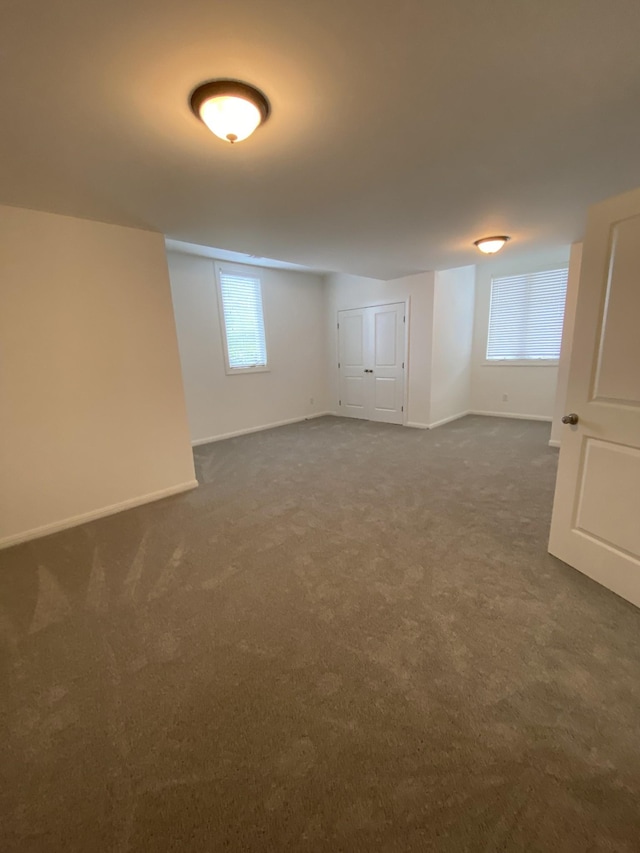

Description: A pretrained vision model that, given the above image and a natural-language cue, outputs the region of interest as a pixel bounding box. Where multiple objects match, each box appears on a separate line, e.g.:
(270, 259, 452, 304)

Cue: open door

(549, 186, 640, 608)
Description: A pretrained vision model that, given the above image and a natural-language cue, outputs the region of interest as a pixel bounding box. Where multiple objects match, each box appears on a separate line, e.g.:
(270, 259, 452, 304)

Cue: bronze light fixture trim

(473, 235, 511, 254)
(189, 79, 271, 143)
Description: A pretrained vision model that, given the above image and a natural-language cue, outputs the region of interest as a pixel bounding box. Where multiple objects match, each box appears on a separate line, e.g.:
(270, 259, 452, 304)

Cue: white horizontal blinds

(219, 271, 267, 369)
(487, 268, 568, 360)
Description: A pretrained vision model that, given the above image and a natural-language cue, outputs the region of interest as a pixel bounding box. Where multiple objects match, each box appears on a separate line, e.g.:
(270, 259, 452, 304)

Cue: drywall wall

(0, 205, 196, 548)
(470, 248, 572, 420)
(550, 242, 583, 446)
(167, 252, 331, 443)
(324, 271, 435, 427)
(430, 266, 475, 427)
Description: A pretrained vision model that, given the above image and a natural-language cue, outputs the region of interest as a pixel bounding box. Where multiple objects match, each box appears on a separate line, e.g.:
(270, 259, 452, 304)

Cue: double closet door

(338, 302, 406, 425)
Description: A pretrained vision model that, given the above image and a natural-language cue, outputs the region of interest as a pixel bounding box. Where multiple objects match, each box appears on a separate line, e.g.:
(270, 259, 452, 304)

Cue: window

(216, 266, 268, 374)
(486, 267, 568, 362)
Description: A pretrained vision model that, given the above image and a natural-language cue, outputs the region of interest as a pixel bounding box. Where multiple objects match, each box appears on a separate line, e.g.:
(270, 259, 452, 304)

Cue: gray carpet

(1, 415, 640, 852)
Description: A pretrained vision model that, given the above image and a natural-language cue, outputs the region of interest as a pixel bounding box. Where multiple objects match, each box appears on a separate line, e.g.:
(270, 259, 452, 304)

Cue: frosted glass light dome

(199, 95, 262, 143)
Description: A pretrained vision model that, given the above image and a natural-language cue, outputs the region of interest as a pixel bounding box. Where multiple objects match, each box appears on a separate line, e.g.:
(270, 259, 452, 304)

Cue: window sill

(224, 365, 270, 376)
(482, 360, 559, 367)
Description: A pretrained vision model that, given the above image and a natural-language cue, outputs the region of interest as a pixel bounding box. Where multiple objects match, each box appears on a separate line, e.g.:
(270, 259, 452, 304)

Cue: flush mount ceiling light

(473, 235, 511, 254)
(189, 79, 270, 144)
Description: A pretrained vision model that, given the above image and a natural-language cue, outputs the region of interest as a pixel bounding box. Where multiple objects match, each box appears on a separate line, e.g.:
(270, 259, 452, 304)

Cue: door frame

(336, 298, 410, 426)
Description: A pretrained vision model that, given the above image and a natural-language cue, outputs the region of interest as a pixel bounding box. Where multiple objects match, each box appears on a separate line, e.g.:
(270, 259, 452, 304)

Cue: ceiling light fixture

(190, 79, 270, 144)
(473, 235, 511, 254)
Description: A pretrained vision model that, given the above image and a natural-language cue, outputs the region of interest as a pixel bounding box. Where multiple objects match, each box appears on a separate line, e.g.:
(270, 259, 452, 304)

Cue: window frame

(214, 262, 270, 376)
(482, 264, 569, 367)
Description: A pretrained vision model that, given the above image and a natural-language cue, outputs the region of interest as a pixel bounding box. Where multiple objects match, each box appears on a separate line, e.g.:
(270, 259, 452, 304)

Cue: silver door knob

(562, 413, 579, 425)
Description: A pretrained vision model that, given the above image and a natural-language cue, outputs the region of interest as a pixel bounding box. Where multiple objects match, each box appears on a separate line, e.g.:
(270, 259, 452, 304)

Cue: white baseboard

(427, 411, 470, 430)
(191, 412, 334, 447)
(548, 439, 561, 448)
(0, 479, 199, 551)
(406, 422, 430, 430)
(470, 410, 553, 423)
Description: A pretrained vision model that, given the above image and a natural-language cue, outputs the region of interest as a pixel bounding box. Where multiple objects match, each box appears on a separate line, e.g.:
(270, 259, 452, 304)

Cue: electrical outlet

(502, 393, 509, 402)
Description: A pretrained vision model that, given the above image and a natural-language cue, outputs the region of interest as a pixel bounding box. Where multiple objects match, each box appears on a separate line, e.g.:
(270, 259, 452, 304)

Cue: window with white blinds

(486, 268, 568, 361)
(217, 268, 268, 372)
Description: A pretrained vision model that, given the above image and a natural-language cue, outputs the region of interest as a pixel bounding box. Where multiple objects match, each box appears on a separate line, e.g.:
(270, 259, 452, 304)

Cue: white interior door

(370, 303, 405, 424)
(338, 308, 368, 419)
(549, 186, 640, 608)
(338, 303, 405, 424)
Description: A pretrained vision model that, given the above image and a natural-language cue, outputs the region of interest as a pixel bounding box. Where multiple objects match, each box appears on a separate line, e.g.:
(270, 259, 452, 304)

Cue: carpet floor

(1, 415, 640, 852)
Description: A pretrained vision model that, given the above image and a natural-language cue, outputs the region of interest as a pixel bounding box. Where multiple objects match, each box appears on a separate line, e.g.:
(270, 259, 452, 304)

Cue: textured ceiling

(2, 0, 640, 279)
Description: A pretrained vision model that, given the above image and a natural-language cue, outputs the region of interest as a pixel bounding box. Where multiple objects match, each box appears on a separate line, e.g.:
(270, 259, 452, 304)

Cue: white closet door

(338, 308, 369, 419)
(370, 303, 405, 425)
(338, 303, 405, 424)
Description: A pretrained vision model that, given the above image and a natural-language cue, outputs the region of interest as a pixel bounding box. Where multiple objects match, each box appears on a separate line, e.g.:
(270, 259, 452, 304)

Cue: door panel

(549, 187, 640, 608)
(373, 310, 397, 365)
(593, 216, 640, 405)
(575, 439, 640, 556)
(373, 377, 399, 411)
(337, 303, 405, 424)
(343, 376, 367, 412)
(342, 314, 365, 365)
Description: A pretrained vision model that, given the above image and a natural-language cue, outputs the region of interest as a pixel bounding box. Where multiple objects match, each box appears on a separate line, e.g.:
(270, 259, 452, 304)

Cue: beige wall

(470, 248, 571, 420)
(167, 252, 331, 443)
(0, 205, 196, 548)
(431, 266, 475, 427)
(325, 271, 435, 427)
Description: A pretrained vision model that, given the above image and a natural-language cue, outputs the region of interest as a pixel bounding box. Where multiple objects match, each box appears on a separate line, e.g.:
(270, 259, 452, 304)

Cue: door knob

(562, 413, 579, 425)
